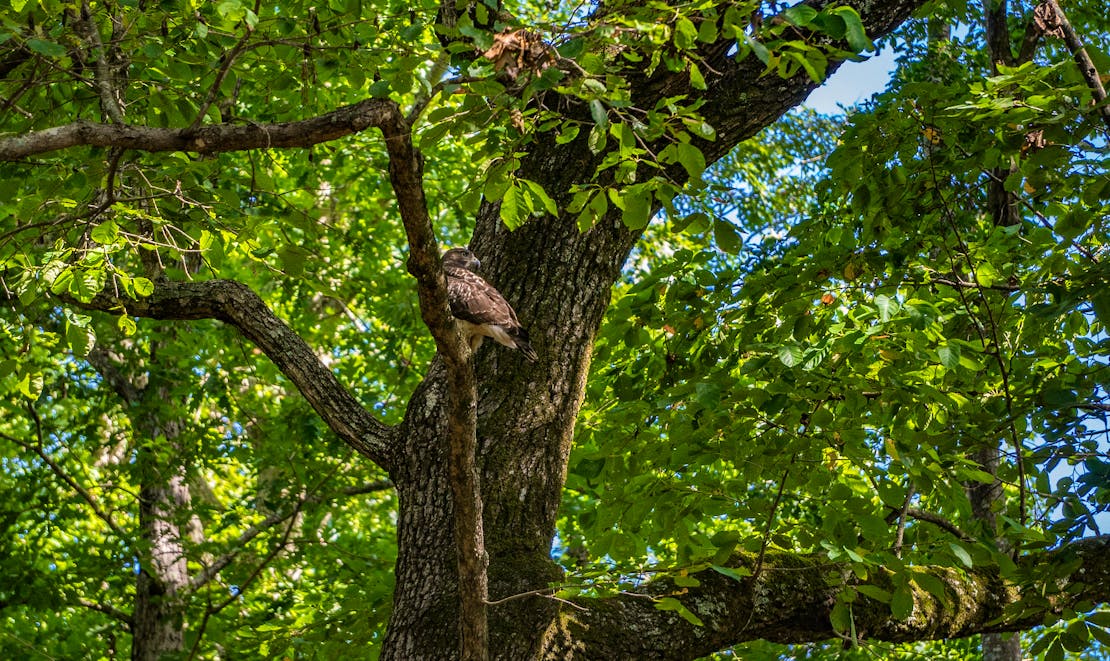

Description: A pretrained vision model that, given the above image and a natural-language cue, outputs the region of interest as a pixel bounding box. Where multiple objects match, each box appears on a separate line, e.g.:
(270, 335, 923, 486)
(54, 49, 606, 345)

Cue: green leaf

(90, 220, 119, 245)
(688, 120, 716, 141)
(745, 33, 770, 64)
(890, 587, 914, 620)
(709, 564, 750, 582)
(1089, 624, 1110, 647)
(1091, 291, 1110, 329)
(688, 62, 706, 90)
(556, 124, 581, 144)
(674, 17, 698, 50)
(874, 294, 897, 322)
(589, 99, 608, 129)
(132, 277, 155, 297)
(672, 574, 701, 587)
(784, 5, 818, 26)
(1045, 638, 1064, 661)
(588, 124, 607, 154)
(698, 18, 718, 43)
(948, 542, 973, 568)
(49, 267, 74, 296)
(500, 184, 528, 229)
(675, 142, 706, 180)
(655, 597, 704, 627)
(937, 344, 960, 369)
(17, 371, 44, 399)
(1061, 620, 1089, 652)
(830, 601, 852, 632)
(521, 179, 559, 217)
(368, 80, 392, 98)
(829, 6, 874, 52)
(26, 38, 66, 57)
(778, 343, 803, 367)
(64, 320, 95, 358)
(713, 220, 742, 254)
(621, 186, 652, 229)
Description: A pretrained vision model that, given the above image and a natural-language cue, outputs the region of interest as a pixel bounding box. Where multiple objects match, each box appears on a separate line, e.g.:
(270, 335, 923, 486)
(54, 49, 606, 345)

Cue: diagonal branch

(1, 407, 131, 543)
(75, 596, 133, 628)
(65, 278, 396, 468)
(1039, 0, 1110, 131)
(188, 22, 254, 132)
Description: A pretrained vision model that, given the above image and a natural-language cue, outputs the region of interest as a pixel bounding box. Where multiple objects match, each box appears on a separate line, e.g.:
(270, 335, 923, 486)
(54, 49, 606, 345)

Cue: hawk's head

(443, 248, 481, 272)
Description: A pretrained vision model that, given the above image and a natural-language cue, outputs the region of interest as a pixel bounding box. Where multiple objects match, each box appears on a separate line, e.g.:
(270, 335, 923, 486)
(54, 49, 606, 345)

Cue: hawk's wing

(445, 265, 537, 361)
(445, 266, 520, 327)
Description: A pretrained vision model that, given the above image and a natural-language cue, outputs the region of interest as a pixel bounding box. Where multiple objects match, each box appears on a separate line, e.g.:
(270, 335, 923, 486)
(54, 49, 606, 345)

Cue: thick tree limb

(67, 279, 395, 468)
(547, 536, 1110, 660)
(0, 98, 397, 161)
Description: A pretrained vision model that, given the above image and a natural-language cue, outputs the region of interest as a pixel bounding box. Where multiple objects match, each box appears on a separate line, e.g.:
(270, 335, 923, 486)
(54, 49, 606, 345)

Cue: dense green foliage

(1, 0, 1108, 659)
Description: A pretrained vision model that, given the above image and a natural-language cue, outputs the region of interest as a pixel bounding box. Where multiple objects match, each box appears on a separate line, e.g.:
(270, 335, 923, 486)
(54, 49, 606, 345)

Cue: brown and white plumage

(442, 248, 538, 362)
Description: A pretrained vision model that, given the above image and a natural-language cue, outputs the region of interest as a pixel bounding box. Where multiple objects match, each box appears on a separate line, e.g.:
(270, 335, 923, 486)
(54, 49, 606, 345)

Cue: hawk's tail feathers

(513, 328, 539, 363)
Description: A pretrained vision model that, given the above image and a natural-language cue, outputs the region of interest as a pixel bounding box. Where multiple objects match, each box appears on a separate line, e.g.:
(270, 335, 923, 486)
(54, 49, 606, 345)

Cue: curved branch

(547, 537, 1110, 659)
(67, 279, 396, 468)
(0, 98, 397, 161)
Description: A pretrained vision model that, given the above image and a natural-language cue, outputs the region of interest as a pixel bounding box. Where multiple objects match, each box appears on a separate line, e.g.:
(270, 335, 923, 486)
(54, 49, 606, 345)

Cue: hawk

(442, 248, 538, 362)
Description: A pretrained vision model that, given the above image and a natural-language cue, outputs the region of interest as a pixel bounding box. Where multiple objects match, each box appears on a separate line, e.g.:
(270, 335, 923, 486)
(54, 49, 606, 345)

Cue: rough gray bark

(543, 537, 1110, 659)
(132, 421, 191, 661)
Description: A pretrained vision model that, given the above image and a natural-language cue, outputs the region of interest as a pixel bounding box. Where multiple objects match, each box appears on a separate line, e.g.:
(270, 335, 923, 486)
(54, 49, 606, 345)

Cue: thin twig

(2, 410, 130, 543)
(188, 24, 255, 133)
(892, 483, 916, 558)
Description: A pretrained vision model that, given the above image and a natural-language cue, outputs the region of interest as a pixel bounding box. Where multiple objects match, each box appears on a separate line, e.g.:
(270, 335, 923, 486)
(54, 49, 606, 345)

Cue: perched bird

(442, 247, 538, 362)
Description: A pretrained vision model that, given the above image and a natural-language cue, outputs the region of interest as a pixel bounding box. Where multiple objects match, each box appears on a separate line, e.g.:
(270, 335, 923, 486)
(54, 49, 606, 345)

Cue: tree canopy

(1, 0, 1108, 659)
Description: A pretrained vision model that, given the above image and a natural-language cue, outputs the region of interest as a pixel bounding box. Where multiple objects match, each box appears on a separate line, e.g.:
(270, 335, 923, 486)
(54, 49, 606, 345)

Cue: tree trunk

(132, 448, 190, 661)
(131, 381, 191, 661)
(382, 149, 641, 657)
(88, 342, 194, 661)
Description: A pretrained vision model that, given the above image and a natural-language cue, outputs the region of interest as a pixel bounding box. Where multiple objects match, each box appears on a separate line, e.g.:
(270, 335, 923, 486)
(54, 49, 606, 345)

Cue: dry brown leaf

(481, 29, 555, 81)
